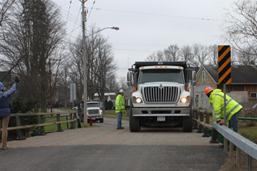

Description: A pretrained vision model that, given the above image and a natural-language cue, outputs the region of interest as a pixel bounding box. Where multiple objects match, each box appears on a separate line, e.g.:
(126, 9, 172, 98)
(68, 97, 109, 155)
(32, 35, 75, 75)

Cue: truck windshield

(138, 69, 185, 84)
(87, 103, 100, 108)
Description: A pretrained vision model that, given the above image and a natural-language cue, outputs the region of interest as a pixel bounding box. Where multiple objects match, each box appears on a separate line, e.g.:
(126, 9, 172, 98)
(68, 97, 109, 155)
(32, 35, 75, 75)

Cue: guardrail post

(15, 115, 26, 140)
(69, 113, 75, 129)
(66, 115, 69, 129)
(36, 114, 45, 135)
(197, 111, 203, 133)
(247, 155, 252, 171)
(56, 114, 63, 132)
(236, 148, 241, 168)
(73, 113, 78, 128)
(76, 108, 81, 128)
(210, 129, 219, 143)
(192, 109, 197, 129)
(229, 142, 234, 157)
(224, 139, 228, 153)
(202, 113, 210, 137)
(205, 113, 209, 124)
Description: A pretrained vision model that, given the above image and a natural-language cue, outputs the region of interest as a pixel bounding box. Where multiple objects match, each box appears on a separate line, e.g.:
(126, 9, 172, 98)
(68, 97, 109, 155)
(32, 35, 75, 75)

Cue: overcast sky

(54, 0, 236, 80)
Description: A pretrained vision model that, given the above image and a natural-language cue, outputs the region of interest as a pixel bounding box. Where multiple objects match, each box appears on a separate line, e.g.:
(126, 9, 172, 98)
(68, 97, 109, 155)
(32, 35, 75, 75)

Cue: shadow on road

(140, 127, 189, 133)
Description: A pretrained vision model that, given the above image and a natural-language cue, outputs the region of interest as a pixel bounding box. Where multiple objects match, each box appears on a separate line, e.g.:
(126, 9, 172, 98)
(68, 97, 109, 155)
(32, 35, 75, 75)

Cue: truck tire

(129, 107, 140, 132)
(100, 118, 104, 123)
(182, 116, 193, 132)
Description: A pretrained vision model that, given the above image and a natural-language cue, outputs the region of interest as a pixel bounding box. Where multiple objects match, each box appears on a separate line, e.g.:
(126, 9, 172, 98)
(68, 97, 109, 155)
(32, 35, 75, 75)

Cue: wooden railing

(0, 112, 78, 137)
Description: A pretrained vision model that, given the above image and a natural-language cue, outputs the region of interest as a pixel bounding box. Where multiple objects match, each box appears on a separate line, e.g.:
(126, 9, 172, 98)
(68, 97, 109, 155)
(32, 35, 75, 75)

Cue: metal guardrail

(214, 123, 257, 160)
(238, 116, 257, 121)
(214, 123, 257, 171)
(194, 110, 257, 170)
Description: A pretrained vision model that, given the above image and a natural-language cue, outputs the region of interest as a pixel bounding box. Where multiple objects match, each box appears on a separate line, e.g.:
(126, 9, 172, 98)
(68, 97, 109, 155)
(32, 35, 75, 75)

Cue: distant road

(0, 118, 225, 171)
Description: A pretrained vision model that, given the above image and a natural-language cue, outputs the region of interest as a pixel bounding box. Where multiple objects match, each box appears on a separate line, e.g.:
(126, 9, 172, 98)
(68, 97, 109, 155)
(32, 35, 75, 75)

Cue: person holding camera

(0, 77, 19, 150)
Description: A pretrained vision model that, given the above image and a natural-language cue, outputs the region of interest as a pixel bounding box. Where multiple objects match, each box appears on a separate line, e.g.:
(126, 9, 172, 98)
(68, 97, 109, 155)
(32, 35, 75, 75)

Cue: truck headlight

(180, 96, 190, 104)
(133, 96, 143, 104)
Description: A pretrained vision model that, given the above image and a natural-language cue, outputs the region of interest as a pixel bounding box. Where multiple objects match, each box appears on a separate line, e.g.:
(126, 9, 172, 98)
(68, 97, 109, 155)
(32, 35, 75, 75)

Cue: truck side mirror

(185, 68, 192, 83)
(185, 68, 196, 84)
(191, 70, 196, 86)
(127, 71, 132, 86)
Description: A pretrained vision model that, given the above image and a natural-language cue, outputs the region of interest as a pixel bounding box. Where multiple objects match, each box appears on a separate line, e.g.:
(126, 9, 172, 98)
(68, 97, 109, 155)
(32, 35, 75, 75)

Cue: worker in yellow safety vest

(115, 89, 125, 129)
(204, 86, 243, 132)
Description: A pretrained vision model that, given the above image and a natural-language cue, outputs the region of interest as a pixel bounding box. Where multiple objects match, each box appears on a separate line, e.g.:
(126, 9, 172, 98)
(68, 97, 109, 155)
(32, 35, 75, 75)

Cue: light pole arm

(87, 27, 119, 37)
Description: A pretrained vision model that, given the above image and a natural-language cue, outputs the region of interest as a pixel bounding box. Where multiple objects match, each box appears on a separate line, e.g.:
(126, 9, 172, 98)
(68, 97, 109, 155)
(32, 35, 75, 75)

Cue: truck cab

(127, 61, 195, 132)
(86, 101, 104, 123)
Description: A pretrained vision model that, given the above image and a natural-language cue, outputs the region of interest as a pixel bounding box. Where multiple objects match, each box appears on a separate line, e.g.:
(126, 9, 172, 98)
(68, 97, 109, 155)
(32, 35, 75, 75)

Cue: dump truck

(127, 61, 195, 132)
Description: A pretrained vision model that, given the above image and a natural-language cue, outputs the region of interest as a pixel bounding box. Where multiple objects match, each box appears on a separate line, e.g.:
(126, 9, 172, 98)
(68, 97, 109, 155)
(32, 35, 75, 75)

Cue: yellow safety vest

(115, 94, 125, 113)
(209, 89, 242, 124)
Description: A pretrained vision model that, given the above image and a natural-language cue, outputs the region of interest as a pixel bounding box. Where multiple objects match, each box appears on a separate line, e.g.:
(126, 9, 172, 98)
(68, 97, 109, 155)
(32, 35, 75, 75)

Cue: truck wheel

(182, 116, 193, 132)
(129, 107, 140, 132)
(100, 118, 104, 123)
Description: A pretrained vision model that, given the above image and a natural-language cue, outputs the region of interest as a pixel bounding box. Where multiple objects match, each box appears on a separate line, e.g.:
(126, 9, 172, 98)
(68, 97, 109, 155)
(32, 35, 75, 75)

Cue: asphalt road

(0, 118, 226, 171)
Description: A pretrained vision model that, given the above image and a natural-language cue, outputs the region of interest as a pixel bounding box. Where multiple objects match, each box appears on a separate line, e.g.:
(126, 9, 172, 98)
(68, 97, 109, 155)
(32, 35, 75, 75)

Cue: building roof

(204, 65, 257, 84)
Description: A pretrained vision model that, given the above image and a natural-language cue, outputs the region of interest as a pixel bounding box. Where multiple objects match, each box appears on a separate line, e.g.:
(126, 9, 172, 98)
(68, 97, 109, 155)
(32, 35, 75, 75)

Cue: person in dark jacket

(0, 77, 19, 150)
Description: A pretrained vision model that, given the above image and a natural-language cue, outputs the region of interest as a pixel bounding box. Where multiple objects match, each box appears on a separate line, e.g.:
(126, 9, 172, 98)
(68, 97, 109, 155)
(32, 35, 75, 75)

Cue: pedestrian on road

(0, 77, 19, 150)
(204, 86, 243, 132)
(115, 89, 125, 129)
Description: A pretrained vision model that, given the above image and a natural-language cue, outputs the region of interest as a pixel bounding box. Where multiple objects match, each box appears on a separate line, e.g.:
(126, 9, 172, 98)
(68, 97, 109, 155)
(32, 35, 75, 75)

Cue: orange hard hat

(204, 86, 213, 95)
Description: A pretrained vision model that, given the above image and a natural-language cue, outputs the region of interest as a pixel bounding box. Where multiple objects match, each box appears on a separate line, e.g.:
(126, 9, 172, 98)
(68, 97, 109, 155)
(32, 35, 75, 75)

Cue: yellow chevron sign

(218, 45, 232, 85)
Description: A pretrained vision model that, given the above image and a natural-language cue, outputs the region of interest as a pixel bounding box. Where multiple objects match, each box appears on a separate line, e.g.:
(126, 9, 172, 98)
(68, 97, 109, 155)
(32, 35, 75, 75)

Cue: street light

(82, 26, 119, 124)
(87, 26, 119, 37)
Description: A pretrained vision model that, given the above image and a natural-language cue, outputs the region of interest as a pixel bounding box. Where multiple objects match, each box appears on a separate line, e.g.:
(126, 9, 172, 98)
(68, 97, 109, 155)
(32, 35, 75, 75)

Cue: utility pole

(48, 59, 52, 113)
(81, 0, 88, 124)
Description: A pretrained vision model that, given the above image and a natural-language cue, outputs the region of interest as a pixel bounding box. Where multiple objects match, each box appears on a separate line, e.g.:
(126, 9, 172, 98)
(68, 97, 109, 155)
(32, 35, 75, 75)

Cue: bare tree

(146, 51, 164, 61)
(237, 46, 256, 65)
(0, 0, 15, 26)
(227, 0, 257, 65)
(192, 44, 210, 66)
(106, 74, 119, 92)
(0, 0, 64, 112)
(164, 44, 180, 61)
(146, 44, 214, 66)
(208, 45, 218, 65)
(69, 27, 116, 102)
(94, 37, 116, 101)
(180, 45, 198, 66)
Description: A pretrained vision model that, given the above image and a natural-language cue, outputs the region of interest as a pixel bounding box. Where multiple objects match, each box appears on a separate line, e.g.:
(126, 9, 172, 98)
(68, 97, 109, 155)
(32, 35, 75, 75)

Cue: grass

(43, 116, 86, 133)
(239, 126, 257, 143)
(104, 110, 128, 120)
(44, 117, 69, 132)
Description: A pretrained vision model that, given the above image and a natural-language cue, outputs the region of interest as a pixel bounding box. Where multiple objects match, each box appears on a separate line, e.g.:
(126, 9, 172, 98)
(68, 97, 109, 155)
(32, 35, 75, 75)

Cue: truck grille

(88, 109, 99, 115)
(143, 86, 180, 103)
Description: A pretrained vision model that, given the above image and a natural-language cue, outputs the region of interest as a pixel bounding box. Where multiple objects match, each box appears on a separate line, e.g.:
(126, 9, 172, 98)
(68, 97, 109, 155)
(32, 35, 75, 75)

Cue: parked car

(87, 101, 104, 123)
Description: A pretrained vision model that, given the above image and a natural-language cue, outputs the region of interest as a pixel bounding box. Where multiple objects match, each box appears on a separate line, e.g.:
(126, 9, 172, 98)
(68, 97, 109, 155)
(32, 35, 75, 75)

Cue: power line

(65, 5, 82, 43)
(87, 0, 96, 20)
(114, 48, 152, 53)
(66, 0, 73, 21)
(93, 7, 220, 22)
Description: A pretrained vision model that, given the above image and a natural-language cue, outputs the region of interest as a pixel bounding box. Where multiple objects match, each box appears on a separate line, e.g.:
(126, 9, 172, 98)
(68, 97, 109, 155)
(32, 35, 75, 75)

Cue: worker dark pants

(117, 112, 123, 129)
(228, 113, 239, 132)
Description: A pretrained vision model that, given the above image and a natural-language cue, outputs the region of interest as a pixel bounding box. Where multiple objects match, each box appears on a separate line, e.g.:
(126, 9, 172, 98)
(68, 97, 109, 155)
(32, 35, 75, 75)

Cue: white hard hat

(119, 89, 124, 93)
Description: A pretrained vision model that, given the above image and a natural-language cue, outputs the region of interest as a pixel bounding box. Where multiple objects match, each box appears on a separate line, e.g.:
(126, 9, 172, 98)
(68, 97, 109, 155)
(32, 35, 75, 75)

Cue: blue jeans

(117, 112, 122, 128)
(229, 113, 239, 132)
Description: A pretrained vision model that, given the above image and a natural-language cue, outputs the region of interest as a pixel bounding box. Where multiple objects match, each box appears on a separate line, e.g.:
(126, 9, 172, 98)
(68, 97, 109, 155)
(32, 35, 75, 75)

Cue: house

(194, 65, 257, 111)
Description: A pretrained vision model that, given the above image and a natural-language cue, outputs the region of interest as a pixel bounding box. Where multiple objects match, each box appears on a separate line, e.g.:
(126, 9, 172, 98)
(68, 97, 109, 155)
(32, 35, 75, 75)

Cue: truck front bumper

(132, 107, 191, 117)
